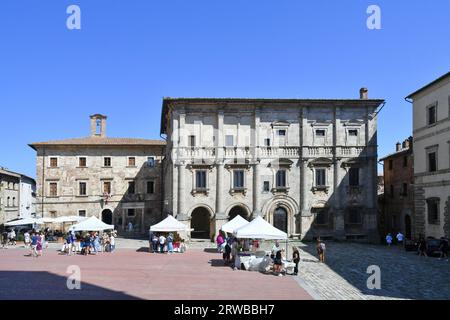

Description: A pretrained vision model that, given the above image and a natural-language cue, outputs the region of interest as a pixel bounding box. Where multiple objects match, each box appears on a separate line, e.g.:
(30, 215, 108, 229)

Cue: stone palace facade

(30, 114, 165, 233)
(161, 90, 384, 242)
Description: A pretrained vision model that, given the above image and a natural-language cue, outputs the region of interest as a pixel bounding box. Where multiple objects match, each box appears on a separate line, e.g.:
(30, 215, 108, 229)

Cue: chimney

(359, 87, 368, 100)
(403, 139, 410, 149)
(396, 142, 401, 152)
(90, 114, 107, 138)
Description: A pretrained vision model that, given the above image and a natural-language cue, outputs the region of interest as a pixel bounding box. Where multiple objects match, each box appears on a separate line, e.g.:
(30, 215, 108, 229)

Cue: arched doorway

(273, 207, 288, 233)
(191, 207, 211, 239)
(228, 205, 249, 221)
(102, 209, 113, 225)
(405, 215, 412, 239)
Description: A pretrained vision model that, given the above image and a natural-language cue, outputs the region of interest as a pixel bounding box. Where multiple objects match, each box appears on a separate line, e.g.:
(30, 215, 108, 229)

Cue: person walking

(109, 232, 116, 252)
(273, 248, 284, 276)
(167, 233, 174, 254)
(152, 233, 159, 253)
(292, 247, 300, 276)
(396, 232, 404, 246)
(30, 232, 38, 257)
(216, 233, 225, 253)
(418, 237, 428, 257)
(271, 240, 281, 261)
(24, 231, 31, 249)
(317, 238, 326, 263)
(159, 234, 166, 253)
(36, 233, 43, 257)
(386, 233, 393, 246)
(439, 237, 449, 261)
(1, 230, 8, 249)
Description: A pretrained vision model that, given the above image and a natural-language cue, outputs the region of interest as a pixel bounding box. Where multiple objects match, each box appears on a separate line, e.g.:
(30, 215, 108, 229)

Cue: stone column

(216, 162, 225, 217)
(141, 208, 145, 233)
(177, 162, 187, 220)
(253, 162, 261, 217)
(121, 209, 126, 231)
(333, 159, 346, 240)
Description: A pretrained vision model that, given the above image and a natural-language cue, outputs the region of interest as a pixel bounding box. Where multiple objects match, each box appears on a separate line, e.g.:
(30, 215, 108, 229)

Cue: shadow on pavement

(0, 271, 140, 300)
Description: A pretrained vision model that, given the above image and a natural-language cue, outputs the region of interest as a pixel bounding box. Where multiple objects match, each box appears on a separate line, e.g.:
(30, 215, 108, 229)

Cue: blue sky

(1, 0, 449, 178)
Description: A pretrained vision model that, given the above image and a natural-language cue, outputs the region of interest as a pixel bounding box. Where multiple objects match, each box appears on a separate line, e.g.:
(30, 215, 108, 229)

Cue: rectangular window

(188, 135, 196, 147)
(50, 157, 58, 167)
(104, 157, 112, 167)
(50, 211, 57, 218)
(225, 135, 234, 147)
(276, 170, 287, 188)
(147, 157, 155, 168)
(233, 170, 245, 189)
(278, 130, 286, 136)
(264, 138, 271, 147)
(127, 209, 135, 217)
(427, 198, 440, 224)
(428, 151, 437, 172)
(78, 210, 86, 217)
(128, 181, 135, 195)
(316, 129, 325, 137)
(79, 182, 87, 196)
(348, 208, 362, 224)
(49, 183, 58, 197)
(388, 159, 393, 170)
(348, 129, 358, 137)
(349, 168, 359, 187)
(428, 105, 437, 125)
(313, 208, 329, 226)
(128, 157, 136, 167)
(196, 171, 207, 189)
(403, 156, 408, 168)
(316, 169, 326, 187)
(103, 181, 111, 194)
(79, 157, 87, 167)
(263, 181, 270, 192)
(147, 181, 155, 194)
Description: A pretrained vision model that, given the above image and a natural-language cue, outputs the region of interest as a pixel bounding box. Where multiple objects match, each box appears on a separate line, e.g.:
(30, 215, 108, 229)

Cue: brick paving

(0, 245, 311, 300)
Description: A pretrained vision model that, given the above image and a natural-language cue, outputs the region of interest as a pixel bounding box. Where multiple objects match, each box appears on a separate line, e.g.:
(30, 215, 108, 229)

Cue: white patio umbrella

(4, 217, 39, 226)
(71, 216, 114, 232)
(35, 217, 56, 224)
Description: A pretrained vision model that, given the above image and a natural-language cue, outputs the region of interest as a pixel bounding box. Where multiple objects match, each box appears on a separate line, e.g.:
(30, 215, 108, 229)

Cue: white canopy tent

(53, 216, 86, 223)
(233, 216, 288, 240)
(70, 216, 114, 232)
(35, 217, 56, 224)
(221, 215, 248, 234)
(150, 215, 190, 232)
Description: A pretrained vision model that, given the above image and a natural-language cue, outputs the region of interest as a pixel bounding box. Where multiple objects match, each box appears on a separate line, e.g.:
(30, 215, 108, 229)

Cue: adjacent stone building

(29, 114, 165, 233)
(160, 90, 384, 242)
(407, 71, 450, 239)
(0, 167, 36, 225)
(379, 137, 414, 239)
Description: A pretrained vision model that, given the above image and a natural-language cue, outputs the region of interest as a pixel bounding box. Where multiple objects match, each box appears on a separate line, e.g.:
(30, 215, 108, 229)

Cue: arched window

(7, 197, 10, 207)
(12, 197, 16, 206)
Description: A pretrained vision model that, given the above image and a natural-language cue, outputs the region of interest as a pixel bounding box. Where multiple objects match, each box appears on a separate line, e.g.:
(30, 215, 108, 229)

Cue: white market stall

(150, 215, 191, 252)
(233, 216, 288, 240)
(71, 216, 114, 232)
(221, 215, 248, 234)
(150, 215, 189, 232)
(232, 216, 293, 273)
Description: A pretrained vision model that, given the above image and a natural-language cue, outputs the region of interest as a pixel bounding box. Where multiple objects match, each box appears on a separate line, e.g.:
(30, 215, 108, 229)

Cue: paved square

(0, 245, 311, 300)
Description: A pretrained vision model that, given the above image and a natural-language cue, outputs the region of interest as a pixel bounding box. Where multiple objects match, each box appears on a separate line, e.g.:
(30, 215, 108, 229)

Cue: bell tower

(90, 114, 107, 137)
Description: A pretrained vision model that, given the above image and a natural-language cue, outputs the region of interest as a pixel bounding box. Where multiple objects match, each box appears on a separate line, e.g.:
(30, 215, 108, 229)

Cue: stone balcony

(174, 146, 370, 161)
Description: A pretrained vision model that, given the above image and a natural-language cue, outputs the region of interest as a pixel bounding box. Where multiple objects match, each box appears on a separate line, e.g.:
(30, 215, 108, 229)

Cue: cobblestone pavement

(294, 242, 450, 300)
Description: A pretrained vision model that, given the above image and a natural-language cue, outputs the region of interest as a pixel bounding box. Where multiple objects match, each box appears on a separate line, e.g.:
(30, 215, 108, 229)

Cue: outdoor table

(282, 260, 296, 275)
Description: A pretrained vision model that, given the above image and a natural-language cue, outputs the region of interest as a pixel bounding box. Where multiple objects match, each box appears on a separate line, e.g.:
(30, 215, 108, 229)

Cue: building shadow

(0, 271, 140, 300)
(136, 247, 150, 253)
